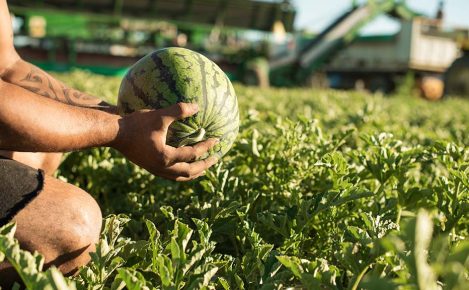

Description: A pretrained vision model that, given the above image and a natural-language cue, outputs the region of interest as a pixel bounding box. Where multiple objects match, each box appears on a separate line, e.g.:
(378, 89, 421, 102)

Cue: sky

(293, 0, 469, 35)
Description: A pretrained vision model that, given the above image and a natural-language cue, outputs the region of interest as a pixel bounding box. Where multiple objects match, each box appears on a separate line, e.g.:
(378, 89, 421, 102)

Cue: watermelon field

(1, 70, 469, 289)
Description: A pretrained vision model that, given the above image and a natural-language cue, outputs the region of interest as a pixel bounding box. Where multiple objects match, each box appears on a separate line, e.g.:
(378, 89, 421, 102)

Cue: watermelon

(117, 47, 239, 158)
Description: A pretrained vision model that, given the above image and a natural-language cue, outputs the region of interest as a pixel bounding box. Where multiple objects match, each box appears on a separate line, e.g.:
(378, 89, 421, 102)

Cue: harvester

(8, 0, 295, 75)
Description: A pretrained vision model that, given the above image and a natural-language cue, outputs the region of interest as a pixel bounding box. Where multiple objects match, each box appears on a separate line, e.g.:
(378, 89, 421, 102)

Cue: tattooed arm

(0, 78, 218, 180)
(0, 0, 115, 112)
(0, 0, 218, 179)
(1, 58, 117, 113)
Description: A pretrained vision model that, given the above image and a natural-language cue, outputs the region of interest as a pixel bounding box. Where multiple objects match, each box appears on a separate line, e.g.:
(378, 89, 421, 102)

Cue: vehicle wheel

(445, 54, 469, 97)
(419, 76, 444, 101)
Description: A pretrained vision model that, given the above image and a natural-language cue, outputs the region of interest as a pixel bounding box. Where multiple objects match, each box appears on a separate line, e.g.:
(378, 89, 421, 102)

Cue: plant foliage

(1, 71, 468, 289)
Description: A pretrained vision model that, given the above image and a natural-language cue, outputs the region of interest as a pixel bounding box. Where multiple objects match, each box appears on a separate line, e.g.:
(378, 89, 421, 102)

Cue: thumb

(159, 102, 199, 127)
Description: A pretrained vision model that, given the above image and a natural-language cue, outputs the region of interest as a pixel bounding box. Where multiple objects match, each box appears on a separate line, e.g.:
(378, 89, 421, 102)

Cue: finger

(167, 138, 219, 163)
(158, 171, 206, 182)
(159, 103, 198, 128)
(175, 170, 206, 182)
(157, 165, 207, 182)
(164, 156, 218, 179)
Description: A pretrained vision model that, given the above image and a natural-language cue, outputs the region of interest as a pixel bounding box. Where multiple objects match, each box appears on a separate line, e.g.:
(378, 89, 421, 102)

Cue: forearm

(0, 79, 119, 152)
(1, 58, 116, 112)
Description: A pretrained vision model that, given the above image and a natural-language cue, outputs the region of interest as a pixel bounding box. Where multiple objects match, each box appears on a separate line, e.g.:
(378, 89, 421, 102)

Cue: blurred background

(8, 0, 469, 99)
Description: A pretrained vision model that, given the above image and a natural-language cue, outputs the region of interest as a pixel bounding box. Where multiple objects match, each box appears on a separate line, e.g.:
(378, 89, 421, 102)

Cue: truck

(266, 0, 463, 99)
(324, 17, 459, 99)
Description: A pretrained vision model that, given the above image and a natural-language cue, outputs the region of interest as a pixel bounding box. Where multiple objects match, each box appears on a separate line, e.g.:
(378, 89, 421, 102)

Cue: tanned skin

(0, 0, 218, 286)
(1, 57, 116, 111)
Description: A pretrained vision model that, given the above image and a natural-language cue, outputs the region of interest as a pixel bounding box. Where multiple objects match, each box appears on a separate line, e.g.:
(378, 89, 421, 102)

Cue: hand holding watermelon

(111, 102, 219, 181)
(118, 47, 239, 159)
(114, 47, 239, 181)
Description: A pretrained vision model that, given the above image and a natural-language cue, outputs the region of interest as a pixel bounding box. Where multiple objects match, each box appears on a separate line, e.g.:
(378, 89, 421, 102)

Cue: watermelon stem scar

(177, 128, 206, 147)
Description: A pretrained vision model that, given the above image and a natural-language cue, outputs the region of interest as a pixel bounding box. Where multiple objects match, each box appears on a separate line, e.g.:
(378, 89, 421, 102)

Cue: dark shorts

(0, 156, 44, 226)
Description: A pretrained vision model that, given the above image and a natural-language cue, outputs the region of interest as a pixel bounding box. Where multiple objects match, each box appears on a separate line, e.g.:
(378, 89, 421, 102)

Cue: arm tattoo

(62, 87, 96, 104)
(19, 68, 54, 99)
(17, 67, 99, 106)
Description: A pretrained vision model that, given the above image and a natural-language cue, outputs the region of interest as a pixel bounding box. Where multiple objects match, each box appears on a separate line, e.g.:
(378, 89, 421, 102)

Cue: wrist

(103, 112, 123, 149)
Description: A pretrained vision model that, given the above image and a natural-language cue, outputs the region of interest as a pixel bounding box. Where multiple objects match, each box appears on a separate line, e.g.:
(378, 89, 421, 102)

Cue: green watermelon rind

(117, 47, 239, 159)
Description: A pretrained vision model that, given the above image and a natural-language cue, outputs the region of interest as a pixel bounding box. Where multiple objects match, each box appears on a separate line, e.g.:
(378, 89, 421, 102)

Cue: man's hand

(111, 103, 218, 181)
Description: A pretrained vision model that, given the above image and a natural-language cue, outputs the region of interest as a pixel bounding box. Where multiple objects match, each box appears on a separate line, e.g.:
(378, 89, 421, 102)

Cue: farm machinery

(445, 28, 469, 96)
(8, 0, 469, 97)
(265, 0, 465, 99)
(8, 0, 295, 76)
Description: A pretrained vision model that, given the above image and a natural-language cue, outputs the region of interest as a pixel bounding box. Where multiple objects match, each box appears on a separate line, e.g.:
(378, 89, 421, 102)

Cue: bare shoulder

(0, 0, 19, 76)
(0, 0, 13, 48)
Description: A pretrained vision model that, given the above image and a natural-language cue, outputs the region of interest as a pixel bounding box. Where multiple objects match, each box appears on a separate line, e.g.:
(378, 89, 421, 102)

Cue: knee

(60, 191, 102, 254)
(11, 178, 102, 275)
(50, 190, 102, 274)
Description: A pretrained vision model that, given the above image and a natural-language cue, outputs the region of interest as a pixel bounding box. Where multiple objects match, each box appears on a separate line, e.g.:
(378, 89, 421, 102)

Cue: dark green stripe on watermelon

(149, 53, 185, 104)
(125, 74, 149, 105)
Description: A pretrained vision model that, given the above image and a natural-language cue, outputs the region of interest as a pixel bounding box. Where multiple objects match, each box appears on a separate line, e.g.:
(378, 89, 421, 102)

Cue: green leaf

(173, 221, 193, 252)
(156, 256, 173, 287)
(276, 256, 303, 278)
(116, 268, 147, 290)
(218, 277, 231, 290)
(170, 237, 181, 261)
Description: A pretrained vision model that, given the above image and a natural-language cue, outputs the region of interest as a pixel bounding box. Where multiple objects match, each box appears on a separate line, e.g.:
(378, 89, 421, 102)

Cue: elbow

(0, 50, 21, 79)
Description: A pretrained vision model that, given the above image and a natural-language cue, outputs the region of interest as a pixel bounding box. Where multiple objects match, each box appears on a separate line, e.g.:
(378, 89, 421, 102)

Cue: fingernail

(213, 139, 220, 144)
